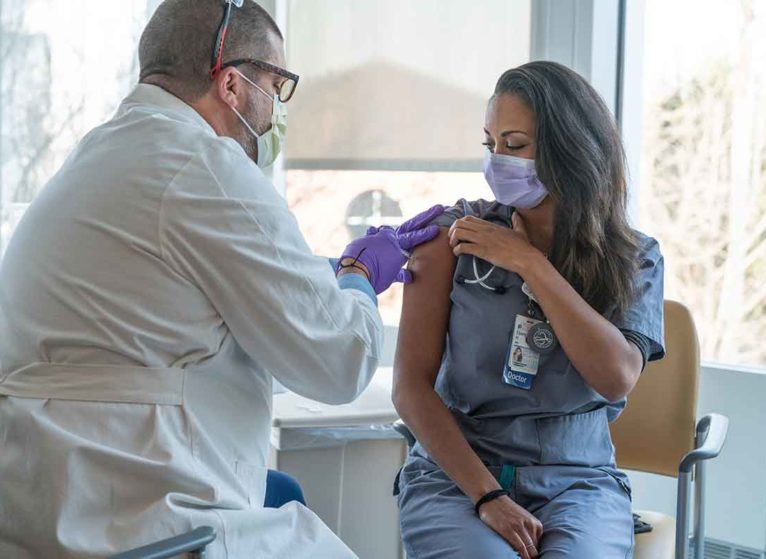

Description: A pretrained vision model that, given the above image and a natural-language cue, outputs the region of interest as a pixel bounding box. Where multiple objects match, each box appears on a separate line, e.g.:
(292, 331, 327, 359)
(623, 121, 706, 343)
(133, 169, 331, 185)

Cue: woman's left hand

(448, 213, 542, 275)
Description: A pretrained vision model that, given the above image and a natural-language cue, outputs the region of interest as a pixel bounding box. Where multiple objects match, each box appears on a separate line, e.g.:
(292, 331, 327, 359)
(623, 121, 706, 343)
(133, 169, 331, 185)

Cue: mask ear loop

(229, 69, 277, 138)
(234, 69, 274, 101)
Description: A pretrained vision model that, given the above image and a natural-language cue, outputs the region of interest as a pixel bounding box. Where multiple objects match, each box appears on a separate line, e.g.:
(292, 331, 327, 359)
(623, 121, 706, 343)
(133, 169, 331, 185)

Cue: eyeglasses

(222, 59, 300, 103)
(209, 0, 300, 103)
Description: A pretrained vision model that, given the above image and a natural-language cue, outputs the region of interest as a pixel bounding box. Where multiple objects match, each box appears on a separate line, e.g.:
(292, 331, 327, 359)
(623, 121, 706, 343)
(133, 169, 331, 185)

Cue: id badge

(503, 314, 542, 390)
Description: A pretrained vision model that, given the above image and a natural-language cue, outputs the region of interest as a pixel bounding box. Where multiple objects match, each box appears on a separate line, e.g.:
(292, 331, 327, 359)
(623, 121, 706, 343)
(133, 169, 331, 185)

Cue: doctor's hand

(338, 204, 445, 294)
(448, 212, 542, 275)
(478, 495, 543, 559)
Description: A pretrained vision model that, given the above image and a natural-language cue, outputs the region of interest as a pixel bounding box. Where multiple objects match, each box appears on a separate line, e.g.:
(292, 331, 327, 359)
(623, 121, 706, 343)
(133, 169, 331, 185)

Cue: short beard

(239, 92, 271, 165)
(240, 121, 260, 163)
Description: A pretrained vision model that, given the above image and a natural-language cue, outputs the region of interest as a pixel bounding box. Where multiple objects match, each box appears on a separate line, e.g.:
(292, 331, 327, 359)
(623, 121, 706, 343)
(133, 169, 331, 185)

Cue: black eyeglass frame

(220, 58, 300, 103)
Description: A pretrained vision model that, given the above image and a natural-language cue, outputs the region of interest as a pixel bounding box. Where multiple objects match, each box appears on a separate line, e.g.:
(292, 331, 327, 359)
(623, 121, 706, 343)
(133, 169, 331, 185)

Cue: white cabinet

(271, 368, 407, 559)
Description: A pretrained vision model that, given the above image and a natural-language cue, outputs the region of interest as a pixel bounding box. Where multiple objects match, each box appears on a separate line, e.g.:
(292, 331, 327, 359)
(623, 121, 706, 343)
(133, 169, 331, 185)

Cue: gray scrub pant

(397, 457, 634, 559)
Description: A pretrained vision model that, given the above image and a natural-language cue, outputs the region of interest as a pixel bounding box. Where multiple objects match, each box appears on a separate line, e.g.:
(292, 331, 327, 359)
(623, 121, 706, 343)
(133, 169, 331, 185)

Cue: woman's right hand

(477, 495, 543, 559)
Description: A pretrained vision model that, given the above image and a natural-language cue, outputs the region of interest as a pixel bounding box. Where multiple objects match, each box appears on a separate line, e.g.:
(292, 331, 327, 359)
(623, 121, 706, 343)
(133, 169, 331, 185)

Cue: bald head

(139, 0, 283, 101)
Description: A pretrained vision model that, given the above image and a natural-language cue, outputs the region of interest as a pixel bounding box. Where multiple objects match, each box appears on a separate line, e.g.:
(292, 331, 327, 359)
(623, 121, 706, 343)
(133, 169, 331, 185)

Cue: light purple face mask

(483, 151, 548, 209)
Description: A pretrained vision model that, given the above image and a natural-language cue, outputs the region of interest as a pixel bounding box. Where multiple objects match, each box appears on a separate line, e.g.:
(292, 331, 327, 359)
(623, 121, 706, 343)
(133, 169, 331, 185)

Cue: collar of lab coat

(120, 84, 217, 136)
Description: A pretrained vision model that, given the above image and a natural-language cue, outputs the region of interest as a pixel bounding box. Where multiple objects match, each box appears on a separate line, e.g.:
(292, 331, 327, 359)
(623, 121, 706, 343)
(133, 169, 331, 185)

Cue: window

(0, 0, 152, 253)
(638, 0, 766, 367)
(284, 0, 532, 323)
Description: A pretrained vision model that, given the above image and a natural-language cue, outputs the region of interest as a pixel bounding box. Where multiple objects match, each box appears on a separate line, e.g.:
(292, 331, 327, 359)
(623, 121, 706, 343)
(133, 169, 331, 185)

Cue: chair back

(610, 300, 700, 477)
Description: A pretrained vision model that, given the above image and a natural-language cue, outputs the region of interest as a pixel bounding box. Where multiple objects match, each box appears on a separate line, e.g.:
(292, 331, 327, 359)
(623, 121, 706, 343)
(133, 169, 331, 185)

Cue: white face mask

(230, 69, 288, 168)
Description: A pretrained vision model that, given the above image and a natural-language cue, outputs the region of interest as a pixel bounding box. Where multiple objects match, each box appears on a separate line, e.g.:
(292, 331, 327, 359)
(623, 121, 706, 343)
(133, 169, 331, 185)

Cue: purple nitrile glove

(338, 204, 445, 294)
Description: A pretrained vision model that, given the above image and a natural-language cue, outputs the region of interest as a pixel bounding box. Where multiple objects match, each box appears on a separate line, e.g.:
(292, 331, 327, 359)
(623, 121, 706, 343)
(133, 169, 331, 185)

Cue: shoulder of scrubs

(157, 136, 382, 405)
(431, 198, 510, 228)
(613, 233, 665, 362)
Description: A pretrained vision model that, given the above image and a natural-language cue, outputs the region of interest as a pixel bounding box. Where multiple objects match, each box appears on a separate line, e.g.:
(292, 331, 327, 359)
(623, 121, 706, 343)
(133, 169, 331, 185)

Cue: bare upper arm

(393, 228, 456, 395)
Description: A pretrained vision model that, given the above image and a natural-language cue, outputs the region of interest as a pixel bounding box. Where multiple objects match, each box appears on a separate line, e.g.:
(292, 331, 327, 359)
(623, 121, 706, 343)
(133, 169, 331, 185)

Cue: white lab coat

(0, 84, 383, 558)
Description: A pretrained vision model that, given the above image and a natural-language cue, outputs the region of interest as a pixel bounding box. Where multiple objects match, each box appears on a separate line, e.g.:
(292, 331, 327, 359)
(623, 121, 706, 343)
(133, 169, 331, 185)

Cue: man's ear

(215, 67, 243, 110)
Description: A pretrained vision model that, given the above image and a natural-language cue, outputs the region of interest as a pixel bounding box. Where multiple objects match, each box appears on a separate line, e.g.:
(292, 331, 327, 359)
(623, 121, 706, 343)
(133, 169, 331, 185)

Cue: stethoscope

(455, 199, 512, 294)
(454, 200, 559, 353)
(460, 257, 505, 292)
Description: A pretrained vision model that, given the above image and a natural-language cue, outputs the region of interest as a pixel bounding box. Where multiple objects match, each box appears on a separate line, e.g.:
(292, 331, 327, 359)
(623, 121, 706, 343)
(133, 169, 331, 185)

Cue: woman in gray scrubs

(393, 61, 664, 559)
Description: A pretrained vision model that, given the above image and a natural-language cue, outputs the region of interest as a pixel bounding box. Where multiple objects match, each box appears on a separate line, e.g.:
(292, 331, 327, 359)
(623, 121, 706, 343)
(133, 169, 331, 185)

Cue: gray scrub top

(424, 199, 665, 467)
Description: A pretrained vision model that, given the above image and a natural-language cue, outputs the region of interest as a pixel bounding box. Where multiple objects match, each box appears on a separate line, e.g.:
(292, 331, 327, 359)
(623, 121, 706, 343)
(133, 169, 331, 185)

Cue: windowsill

(701, 361, 766, 376)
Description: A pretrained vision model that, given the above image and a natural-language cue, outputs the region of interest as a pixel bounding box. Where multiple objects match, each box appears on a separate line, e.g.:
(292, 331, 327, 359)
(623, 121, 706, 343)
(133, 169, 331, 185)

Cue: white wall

(629, 364, 766, 551)
(530, 0, 620, 115)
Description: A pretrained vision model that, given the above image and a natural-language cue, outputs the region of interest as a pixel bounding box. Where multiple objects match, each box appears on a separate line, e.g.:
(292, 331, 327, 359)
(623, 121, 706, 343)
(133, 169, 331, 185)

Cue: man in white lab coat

(0, 1, 442, 557)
